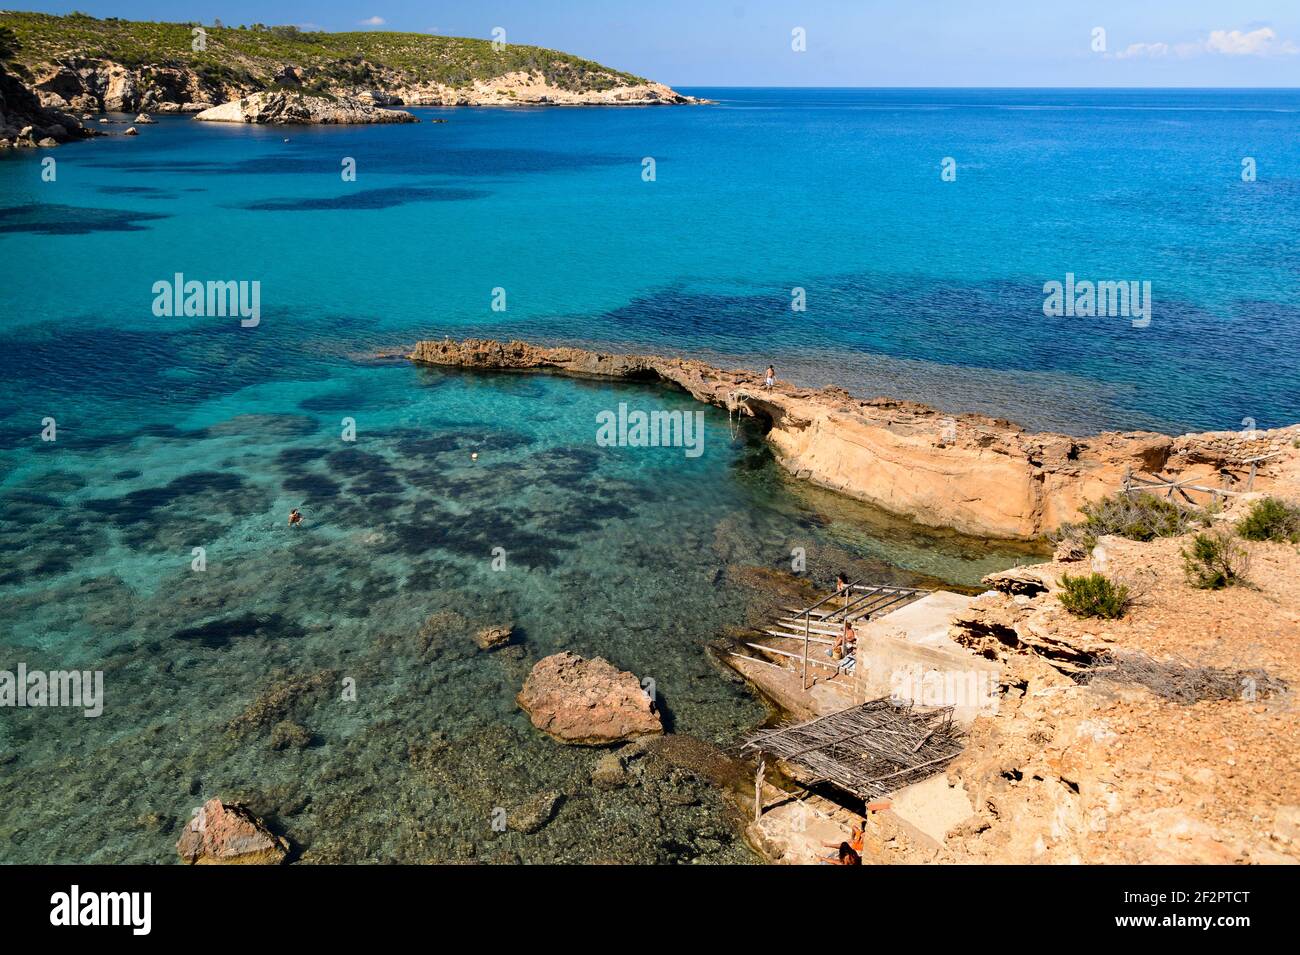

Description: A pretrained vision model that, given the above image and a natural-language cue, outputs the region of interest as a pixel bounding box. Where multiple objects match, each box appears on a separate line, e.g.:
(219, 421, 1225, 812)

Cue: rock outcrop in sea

(176, 798, 289, 865)
(517, 652, 663, 745)
(408, 338, 1300, 540)
(193, 91, 419, 125)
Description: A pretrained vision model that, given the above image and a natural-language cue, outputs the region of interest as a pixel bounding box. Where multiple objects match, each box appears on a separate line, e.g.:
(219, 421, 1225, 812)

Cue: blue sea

(0, 88, 1297, 863)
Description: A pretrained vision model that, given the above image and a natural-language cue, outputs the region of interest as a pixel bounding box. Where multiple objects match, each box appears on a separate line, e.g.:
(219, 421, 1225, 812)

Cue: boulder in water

(176, 798, 289, 865)
(517, 651, 662, 745)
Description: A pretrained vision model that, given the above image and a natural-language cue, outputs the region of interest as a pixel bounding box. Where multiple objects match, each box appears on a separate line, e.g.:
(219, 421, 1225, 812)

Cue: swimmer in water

(288, 508, 303, 527)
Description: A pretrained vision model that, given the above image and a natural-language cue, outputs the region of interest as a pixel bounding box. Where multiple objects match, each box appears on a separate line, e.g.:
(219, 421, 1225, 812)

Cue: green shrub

(1182, 530, 1249, 589)
(1085, 492, 1197, 541)
(1056, 492, 1197, 550)
(1058, 572, 1131, 619)
(1236, 497, 1300, 543)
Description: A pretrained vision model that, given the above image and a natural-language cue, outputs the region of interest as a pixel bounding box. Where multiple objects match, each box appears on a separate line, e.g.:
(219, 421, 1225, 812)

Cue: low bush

(1053, 491, 1200, 553)
(1058, 572, 1132, 619)
(1236, 497, 1300, 544)
(1182, 530, 1250, 590)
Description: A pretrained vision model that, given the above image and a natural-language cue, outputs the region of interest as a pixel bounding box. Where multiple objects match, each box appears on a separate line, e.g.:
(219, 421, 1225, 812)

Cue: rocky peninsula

(408, 338, 1300, 540)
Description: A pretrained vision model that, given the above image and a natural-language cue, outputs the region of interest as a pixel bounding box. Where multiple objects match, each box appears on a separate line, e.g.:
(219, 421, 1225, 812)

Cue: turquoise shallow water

(0, 87, 1295, 863)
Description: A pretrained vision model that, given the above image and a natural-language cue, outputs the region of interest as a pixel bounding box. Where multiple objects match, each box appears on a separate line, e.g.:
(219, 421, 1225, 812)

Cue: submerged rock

(176, 798, 289, 865)
(591, 751, 627, 790)
(474, 624, 514, 651)
(194, 91, 419, 125)
(517, 651, 662, 745)
(270, 720, 313, 750)
(507, 790, 563, 834)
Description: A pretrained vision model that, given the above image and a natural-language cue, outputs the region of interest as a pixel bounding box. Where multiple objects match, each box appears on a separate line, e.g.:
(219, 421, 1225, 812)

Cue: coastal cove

(2, 84, 1299, 865)
(0, 338, 1037, 862)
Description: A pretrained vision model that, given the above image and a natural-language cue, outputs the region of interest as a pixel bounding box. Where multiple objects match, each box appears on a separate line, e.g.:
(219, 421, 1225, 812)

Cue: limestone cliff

(0, 61, 97, 148)
(407, 338, 1300, 540)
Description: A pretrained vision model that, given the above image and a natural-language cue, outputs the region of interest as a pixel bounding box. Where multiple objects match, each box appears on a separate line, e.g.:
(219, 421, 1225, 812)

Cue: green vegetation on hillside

(0, 11, 648, 90)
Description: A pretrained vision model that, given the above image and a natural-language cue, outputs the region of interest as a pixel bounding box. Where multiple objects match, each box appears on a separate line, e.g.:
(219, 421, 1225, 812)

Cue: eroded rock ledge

(408, 338, 1300, 540)
(194, 91, 417, 125)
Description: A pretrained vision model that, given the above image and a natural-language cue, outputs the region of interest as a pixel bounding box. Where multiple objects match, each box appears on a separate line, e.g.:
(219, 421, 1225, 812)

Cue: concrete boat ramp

(725, 584, 1001, 863)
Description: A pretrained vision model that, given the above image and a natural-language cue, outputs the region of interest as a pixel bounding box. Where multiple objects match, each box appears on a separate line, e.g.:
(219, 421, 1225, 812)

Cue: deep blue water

(4, 87, 1297, 434)
(0, 87, 1296, 863)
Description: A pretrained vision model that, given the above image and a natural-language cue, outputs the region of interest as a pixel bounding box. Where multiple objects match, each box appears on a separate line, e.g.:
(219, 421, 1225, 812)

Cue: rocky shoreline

(407, 338, 1300, 540)
(0, 63, 98, 148)
(0, 61, 701, 146)
(28, 60, 702, 117)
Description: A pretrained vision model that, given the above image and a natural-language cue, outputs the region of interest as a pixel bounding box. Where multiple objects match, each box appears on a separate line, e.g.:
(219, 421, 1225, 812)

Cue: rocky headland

(406, 338, 1300, 866)
(408, 338, 1300, 540)
(0, 12, 703, 147)
(920, 521, 1299, 865)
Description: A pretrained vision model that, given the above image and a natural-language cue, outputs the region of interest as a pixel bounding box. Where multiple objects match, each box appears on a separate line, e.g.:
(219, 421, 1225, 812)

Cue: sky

(14, 1, 1300, 86)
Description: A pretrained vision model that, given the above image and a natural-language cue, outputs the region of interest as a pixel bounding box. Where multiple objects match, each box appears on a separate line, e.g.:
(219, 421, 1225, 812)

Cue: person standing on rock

(764, 364, 775, 390)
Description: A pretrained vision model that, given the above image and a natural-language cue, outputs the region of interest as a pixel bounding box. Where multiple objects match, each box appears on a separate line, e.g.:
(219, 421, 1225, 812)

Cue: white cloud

(1113, 42, 1170, 60)
(359, 16, 386, 27)
(1204, 27, 1296, 56)
(1108, 26, 1297, 60)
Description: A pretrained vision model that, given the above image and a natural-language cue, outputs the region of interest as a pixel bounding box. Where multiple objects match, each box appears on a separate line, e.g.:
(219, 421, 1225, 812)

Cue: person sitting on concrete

(829, 619, 857, 661)
(822, 824, 864, 858)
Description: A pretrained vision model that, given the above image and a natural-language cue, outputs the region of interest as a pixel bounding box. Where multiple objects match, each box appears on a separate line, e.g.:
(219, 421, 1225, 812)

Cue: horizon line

(670, 84, 1300, 91)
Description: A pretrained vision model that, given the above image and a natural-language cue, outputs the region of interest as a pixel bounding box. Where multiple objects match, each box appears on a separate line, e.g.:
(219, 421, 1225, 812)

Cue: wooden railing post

(802, 612, 810, 690)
